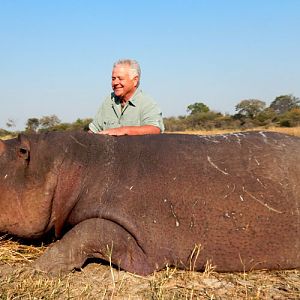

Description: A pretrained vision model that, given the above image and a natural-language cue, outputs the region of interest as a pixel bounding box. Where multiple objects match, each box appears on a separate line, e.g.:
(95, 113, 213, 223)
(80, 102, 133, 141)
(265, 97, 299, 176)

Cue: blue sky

(1, 0, 299, 130)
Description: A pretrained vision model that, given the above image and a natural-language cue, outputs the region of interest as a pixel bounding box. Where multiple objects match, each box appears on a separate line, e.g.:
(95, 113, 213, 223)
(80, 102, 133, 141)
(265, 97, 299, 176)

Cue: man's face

(111, 64, 139, 101)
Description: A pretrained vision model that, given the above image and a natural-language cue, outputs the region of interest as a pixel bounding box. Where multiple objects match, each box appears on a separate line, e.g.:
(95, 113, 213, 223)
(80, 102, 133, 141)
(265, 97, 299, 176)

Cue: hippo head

(0, 134, 61, 238)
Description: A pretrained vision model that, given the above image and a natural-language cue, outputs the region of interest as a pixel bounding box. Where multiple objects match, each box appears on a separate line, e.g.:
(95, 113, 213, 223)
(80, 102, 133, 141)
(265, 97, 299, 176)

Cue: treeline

(1, 94, 299, 138)
(0, 117, 92, 138)
(24, 116, 92, 133)
(164, 94, 300, 131)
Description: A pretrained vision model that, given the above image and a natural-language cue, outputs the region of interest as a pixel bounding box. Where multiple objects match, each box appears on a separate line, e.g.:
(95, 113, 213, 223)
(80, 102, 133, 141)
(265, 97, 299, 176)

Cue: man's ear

(133, 76, 139, 87)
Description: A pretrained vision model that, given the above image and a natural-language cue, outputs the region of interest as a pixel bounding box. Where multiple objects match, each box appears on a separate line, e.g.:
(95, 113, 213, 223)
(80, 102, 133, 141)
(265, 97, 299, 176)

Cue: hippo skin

(0, 131, 299, 275)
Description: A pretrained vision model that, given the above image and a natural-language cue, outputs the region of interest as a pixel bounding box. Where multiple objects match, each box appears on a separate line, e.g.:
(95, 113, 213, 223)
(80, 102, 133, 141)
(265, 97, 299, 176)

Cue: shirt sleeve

(141, 99, 165, 132)
(89, 104, 104, 133)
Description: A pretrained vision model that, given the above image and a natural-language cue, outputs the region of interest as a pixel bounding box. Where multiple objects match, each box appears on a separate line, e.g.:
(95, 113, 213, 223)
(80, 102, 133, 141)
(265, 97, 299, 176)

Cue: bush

(0, 129, 11, 138)
(164, 116, 189, 131)
(279, 108, 300, 127)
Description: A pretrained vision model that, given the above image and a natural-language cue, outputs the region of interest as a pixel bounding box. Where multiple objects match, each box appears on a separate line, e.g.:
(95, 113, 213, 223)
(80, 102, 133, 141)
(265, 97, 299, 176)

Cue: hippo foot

(32, 244, 79, 275)
(32, 218, 153, 275)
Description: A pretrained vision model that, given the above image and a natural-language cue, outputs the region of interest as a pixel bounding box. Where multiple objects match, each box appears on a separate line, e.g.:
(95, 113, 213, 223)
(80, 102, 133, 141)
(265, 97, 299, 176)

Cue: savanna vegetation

(164, 94, 300, 132)
(1, 94, 300, 138)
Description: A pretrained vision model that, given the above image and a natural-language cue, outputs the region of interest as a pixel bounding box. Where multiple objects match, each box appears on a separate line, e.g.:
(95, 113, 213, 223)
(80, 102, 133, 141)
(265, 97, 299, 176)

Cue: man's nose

(113, 78, 120, 85)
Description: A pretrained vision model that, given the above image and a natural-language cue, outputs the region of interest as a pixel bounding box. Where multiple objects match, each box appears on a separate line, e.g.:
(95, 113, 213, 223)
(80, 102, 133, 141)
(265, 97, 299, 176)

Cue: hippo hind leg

(32, 218, 153, 275)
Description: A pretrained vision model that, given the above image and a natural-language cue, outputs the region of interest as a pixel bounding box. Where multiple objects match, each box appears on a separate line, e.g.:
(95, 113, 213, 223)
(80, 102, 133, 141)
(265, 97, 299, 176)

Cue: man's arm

(97, 125, 161, 136)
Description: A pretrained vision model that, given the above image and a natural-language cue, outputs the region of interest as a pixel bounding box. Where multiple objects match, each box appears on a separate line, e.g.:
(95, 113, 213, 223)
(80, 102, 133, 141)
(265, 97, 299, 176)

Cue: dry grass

(0, 235, 45, 264)
(169, 126, 300, 137)
(0, 238, 299, 299)
(0, 135, 15, 140)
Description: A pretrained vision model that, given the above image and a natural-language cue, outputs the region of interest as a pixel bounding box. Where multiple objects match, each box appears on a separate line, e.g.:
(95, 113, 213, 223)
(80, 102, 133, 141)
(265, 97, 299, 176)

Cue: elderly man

(89, 59, 164, 136)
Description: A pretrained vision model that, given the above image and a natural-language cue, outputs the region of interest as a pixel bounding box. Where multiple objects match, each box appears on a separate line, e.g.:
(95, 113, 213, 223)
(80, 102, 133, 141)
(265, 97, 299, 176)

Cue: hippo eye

(19, 148, 27, 155)
(18, 147, 30, 160)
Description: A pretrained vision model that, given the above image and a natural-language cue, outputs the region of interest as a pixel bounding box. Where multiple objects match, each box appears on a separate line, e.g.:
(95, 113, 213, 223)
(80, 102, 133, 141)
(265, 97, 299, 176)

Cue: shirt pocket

(121, 119, 141, 126)
(103, 119, 118, 129)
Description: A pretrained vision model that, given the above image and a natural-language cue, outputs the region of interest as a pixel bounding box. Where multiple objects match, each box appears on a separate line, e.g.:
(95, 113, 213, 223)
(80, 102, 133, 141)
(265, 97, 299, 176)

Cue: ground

(0, 238, 299, 299)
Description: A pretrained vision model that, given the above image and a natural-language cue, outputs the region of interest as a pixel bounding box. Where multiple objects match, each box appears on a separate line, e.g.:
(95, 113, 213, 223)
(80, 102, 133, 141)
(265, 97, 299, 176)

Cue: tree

(25, 118, 40, 132)
(269, 94, 300, 115)
(39, 115, 61, 130)
(255, 108, 277, 125)
(235, 99, 266, 119)
(6, 118, 16, 129)
(279, 108, 300, 127)
(187, 102, 210, 115)
(71, 118, 93, 130)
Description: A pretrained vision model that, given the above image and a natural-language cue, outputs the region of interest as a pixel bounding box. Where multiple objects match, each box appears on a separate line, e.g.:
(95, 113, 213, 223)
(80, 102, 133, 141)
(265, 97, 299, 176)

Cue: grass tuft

(0, 235, 45, 264)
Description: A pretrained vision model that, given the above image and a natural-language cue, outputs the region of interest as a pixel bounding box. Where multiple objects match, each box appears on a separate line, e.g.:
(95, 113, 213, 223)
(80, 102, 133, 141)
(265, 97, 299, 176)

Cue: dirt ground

(1, 258, 299, 299)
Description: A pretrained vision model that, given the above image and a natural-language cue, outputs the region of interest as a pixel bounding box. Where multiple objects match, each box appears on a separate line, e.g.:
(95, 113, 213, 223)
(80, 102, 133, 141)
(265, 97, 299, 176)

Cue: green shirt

(89, 89, 165, 132)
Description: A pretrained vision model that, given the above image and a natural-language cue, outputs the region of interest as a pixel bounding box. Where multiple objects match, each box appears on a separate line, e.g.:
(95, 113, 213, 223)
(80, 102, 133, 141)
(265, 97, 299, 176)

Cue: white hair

(113, 59, 141, 86)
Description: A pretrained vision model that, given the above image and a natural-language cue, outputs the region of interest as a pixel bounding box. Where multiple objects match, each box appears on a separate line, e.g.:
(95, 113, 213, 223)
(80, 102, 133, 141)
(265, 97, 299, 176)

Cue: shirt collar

(112, 88, 141, 107)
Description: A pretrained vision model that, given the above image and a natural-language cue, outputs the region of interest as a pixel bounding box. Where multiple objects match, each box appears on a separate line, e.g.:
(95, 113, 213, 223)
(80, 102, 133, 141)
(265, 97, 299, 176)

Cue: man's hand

(97, 127, 128, 136)
(96, 125, 161, 136)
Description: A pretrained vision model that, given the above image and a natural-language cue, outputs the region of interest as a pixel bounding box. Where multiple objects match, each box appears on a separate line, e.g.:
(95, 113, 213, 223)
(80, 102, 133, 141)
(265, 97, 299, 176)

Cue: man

(89, 59, 164, 136)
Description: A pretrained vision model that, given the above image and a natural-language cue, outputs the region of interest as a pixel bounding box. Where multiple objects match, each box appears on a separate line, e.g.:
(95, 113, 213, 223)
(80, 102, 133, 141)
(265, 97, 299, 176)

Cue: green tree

(269, 94, 300, 115)
(255, 108, 277, 125)
(235, 99, 266, 119)
(186, 111, 221, 130)
(39, 115, 61, 130)
(163, 116, 188, 131)
(279, 108, 300, 127)
(71, 118, 93, 130)
(187, 102, 210, 115)
(25, 118, 40, 132)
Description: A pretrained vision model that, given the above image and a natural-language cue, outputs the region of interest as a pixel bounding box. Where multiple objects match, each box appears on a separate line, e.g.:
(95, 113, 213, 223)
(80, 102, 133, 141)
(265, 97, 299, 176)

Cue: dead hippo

(0, 131, 299, 275)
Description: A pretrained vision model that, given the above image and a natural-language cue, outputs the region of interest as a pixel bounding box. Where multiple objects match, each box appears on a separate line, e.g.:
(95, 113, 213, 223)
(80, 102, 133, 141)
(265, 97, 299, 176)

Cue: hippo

(0, 131, 299, 275)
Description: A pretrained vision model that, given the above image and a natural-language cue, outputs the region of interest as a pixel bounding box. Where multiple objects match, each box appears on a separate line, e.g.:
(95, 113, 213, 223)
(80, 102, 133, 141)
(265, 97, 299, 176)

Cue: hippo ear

(17, 135, 30, 161)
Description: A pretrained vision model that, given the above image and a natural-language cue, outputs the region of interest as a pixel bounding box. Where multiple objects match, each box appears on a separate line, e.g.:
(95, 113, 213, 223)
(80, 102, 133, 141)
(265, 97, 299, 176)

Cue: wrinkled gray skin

(0, 131, 299, 275)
